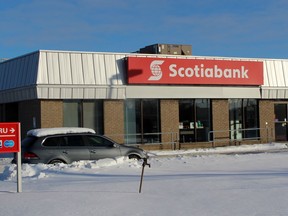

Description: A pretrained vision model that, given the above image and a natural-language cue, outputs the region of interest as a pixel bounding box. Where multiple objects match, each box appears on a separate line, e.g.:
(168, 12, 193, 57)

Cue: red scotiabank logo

(127, 57, 263, 85)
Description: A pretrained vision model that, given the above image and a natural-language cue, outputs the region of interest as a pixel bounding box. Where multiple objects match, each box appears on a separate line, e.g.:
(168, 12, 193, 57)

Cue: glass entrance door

(274, 104, 288, 141)
(229, 99, 243, 140)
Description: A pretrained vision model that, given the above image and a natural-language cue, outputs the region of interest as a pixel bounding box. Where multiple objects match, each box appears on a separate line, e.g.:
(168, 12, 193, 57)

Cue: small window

(43, 137, 64, 147)
(86, 135, 114, 147)
(65, 135, 85, 146)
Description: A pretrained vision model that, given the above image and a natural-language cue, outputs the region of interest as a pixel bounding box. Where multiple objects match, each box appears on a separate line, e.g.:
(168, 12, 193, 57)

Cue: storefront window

(179, 99, 211, 142)
(63, 100, 104, 134)
(125, 99, 160, 144)
(274, 104, 288, 141)
(229, 99, 259, 140)
(63, 101, 80, 127)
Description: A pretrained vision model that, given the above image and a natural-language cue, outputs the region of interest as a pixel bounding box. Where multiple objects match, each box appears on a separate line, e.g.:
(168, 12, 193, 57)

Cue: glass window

(179, 99, 211, 142)
(125, 99, 160, 144)
(65, 135, 85, 146)
(83, 101, 104, 134)
(42, 137, 65, 147)
(63, 100, 104, 134)
(274, 104, 288, 141)
(195, 99, 211, 142)
(229, 99, 259, 140)
(275, 104, 287, 121)
(229, 99, 243, 140)
(63, 101, 81, 127)
(86, 135, 114, 147)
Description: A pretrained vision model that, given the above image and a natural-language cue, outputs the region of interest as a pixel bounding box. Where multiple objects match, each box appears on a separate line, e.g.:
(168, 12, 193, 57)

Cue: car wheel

(128, 154, 141, 160)
(49, 159, 66, 164)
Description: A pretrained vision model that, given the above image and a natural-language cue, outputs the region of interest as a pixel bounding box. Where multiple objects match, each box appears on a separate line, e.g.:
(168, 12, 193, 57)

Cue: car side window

(86, 136, 114, 147)
(42, 137, 65, 147)
(65, 135, 85, 146)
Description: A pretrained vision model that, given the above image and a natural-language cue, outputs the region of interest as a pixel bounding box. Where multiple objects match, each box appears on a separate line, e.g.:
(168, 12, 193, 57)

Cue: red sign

(0, 122, 21, 153)
(127, 57, 263, 85)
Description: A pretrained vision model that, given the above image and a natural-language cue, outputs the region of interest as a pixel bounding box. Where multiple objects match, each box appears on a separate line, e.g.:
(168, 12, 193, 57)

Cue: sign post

(0, 122, 21, 193)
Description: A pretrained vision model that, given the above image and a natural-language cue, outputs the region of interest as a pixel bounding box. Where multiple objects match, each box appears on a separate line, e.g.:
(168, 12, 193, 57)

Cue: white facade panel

(277, 89, 286, 98)
(82, 54, 96, 85)
(126, 86, 260, 99)
(37, 87, 49, 99)
(47, 52, 61, 84)
(263, 61, 270, 88)
(61, 88, 73, 99)
(261, 59, 288, 98)
(3, 49, 288, 101)
(282, 61, 288, 87)
(83, 88, 95, 98)
(48, 88, 61, 98)
(58, 53, 73, 84)
(95, 88, 107, 98)
(38, 52, 49, 84)
(264, 61, 277, 87)
(70, 53, 84, 85)
(104, 55, 117, 85)
(274, 61, 285, 86)
(93, 54, 108, 85)
(115, 54, 126, 85)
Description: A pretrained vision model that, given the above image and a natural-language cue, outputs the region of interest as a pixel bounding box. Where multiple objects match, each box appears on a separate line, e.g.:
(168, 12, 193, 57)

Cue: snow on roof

(27, 127, 96, 137)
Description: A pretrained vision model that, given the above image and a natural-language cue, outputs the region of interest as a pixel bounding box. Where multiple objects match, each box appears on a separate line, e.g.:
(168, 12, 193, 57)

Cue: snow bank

(151, 142, 288, 156)
(2, 156, 142, 181)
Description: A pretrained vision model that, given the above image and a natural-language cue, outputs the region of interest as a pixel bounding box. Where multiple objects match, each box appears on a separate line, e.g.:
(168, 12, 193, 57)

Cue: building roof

(0, 49, 288, 103)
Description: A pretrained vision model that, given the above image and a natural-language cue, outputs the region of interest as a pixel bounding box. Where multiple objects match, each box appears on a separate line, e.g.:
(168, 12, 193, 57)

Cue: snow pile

(27, 127, 96, 137)
(2, 156, 142, 181)
(152, 142, 288, 156)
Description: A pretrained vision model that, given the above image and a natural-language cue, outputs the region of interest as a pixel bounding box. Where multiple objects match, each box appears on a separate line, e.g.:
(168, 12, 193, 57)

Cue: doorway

(274, 104, 288, 141)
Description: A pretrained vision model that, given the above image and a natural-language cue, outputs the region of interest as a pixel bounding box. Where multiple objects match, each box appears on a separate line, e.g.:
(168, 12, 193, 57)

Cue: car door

(85, 135, 121, 160)
(60, 135, 90, 162)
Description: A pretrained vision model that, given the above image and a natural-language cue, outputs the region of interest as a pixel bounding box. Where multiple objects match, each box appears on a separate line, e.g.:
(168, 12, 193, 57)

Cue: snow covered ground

(1, 143, 288, 216)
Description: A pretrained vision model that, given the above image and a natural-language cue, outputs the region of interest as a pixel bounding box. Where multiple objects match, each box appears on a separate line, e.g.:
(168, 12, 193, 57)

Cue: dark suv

(17, 127, 148, 164)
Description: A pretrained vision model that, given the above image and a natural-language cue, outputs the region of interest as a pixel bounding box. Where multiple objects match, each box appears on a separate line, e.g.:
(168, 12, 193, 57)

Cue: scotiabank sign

(127, 57, 263, 85)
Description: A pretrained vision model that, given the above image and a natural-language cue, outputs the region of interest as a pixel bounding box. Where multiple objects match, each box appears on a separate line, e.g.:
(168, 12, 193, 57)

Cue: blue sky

(1, 0, 288, 59)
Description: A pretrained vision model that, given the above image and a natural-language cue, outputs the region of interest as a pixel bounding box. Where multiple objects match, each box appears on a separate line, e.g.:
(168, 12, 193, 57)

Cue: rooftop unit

(139, 44, 192, 55)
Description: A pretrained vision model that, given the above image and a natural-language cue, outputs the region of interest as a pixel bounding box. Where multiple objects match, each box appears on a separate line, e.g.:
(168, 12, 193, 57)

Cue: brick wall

(259, 100, 275, 142)
(160, 100, 179, 148)
(40, 100, 63, 128)
(104, 100, 124, 143)
(211, 99, 229, 146)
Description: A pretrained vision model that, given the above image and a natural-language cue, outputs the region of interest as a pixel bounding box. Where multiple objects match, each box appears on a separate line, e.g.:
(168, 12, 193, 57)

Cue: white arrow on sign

(10, 128, 15, 133)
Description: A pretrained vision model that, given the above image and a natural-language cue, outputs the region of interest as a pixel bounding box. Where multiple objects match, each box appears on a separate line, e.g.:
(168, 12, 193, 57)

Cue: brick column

(40, 100, 63, 128)
(160, 100, 179, 148)
(104, 100, 124, 143)
(212, 99, 229, 146)
(259, 100, 275, 142)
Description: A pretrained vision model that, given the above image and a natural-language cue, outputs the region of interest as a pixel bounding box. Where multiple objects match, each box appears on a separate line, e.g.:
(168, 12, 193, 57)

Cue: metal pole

(139, 158, 150, 193)
(139, 165, 145, 193)
(17, 151, 22, 193)
(17, 123, 22, 193)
